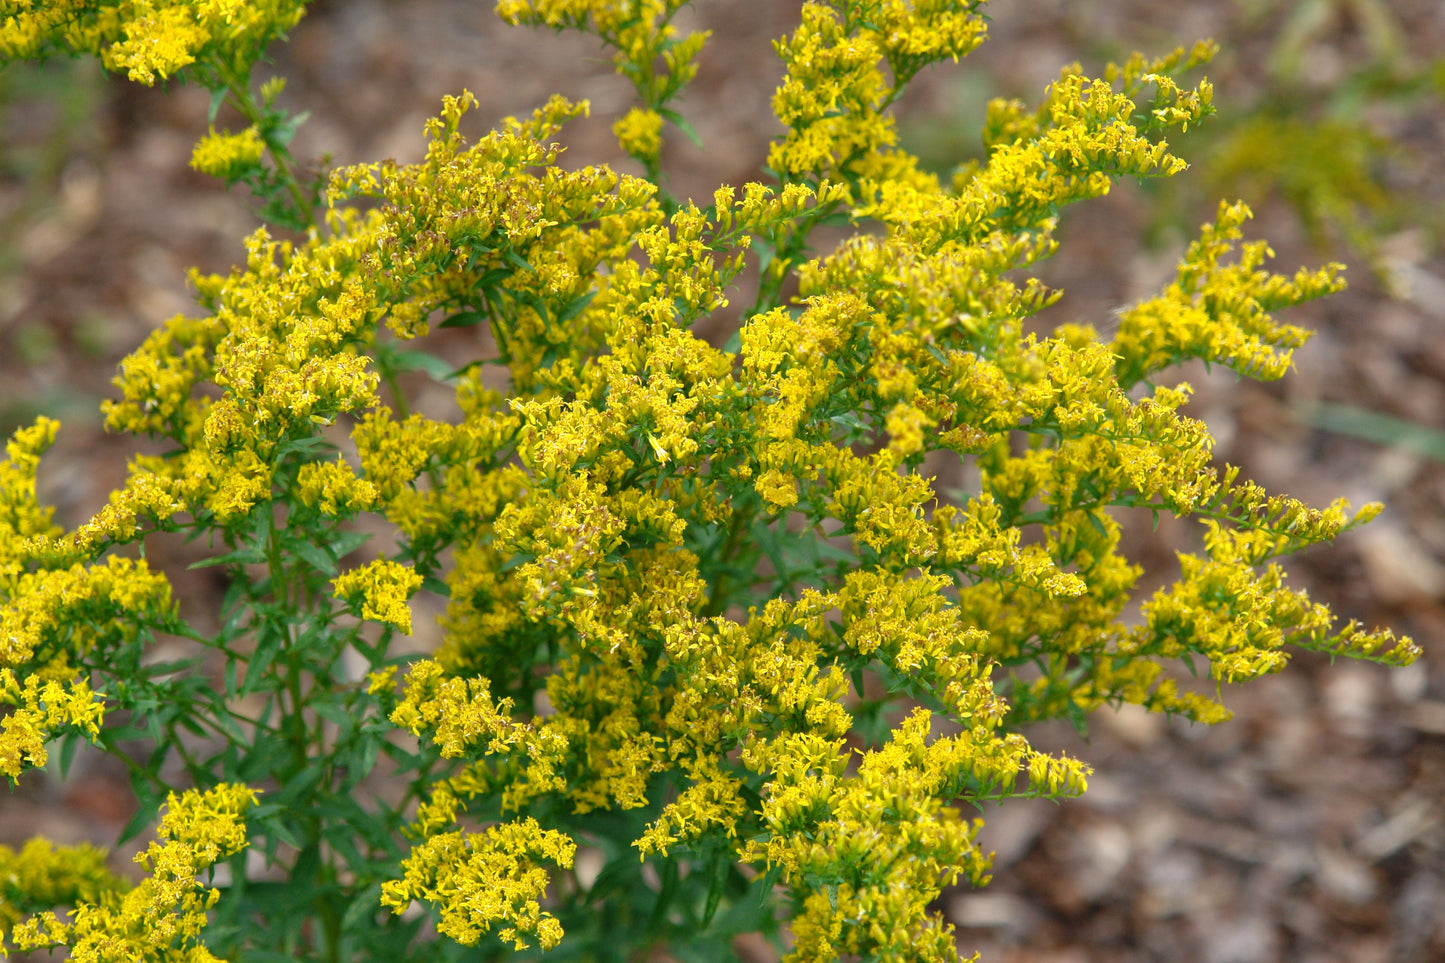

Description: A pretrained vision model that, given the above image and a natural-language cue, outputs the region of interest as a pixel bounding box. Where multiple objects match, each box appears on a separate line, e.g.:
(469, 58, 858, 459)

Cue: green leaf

(238, 732, 295, 786)
(241, 628, 285, 695)
(460, 247, 498, 272)
(55, 730, 83, 779)
(754, 862, 784, 906)
(321, 812, 367, 870)
(378, 345, 456, 381)
(175, 709, 211, 740)
(119, 780, 165, 845)
(276, 763, 324, 805)
(311, 699, 355, 730)
(207, 87, 227, 126)
(140, 656, 204, 676)
(752, 518, 802, 595)
(340, 882, 385, 933)
(331, 529, 372, 560)
(556, 289, 598, 325)
(208, 705, 247, 745)
(419, 574, 451, 598)
(473, 264, 510, 285)
(258, 195, 312, 232)
(503, 248, 533, 273)
(275, 434, 333, 460)
(269, 110, 310, 150)
(584, 850, 642, 906)
(659, 107, 704, 148)
(700, 850, 728, 928)
(645, 857, 679, 934)
(752, 235, 777, 277)
(189, 545, 266, 569)
(336, 726, 383, 788)
(288, 536, 336, 577)
(438, 308, 488, 329)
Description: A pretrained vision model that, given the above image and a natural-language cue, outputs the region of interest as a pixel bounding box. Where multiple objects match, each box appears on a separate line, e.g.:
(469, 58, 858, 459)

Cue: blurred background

(2, 1, 1443, 960)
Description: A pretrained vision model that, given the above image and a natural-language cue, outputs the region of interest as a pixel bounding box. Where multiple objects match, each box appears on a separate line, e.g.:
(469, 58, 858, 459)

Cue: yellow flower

(381, 818, 576, 951)
(333, 559, 424, 634)
(189, 126, 266, 180)
(296, 459, 378, 516)
(884, 402, 934, 458)
(7, 784, 255, 958)
(613, 107, 664, 162)
(0, 0, 309, 85)
(755, 467, 799, 510)
(0, 418, 62, 567)
(0, 670, 105, 780)
(0, 838, 127, 931)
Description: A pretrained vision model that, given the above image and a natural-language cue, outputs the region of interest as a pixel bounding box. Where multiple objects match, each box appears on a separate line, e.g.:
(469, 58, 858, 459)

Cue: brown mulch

(3, 2, 1443, 961)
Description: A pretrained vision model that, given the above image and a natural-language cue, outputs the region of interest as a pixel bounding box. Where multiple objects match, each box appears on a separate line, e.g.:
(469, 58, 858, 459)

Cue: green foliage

(0, 2, 1419, 963)
(1193, 1, 1438, 280)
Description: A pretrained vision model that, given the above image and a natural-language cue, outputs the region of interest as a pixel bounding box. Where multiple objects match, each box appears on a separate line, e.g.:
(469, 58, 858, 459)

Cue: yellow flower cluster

(7, 784, 256, 961)
(1, 420, 177, 779)
(295, 458, 377, 517)
(0, 417, 62, 575)
(612, 105, 664, 163)
(96, 218, 386, 525)
(500, 0, 707, 183)
(1106, 199, 1343, 386)
(0, 0, 307, 84)
(381, 818, 576, 951)
(0, 668, 104, 779)
(3, 554, 174, 665)
(332, 559, 424, 634)
(738, 708, 1043, 960)
(189, 126, 266, 181)
(0, 839, 126, 935)
(770, 0, 985, 188)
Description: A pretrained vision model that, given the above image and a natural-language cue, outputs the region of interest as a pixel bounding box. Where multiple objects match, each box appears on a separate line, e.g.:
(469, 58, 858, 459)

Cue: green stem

(215, 61, 318, 231)
(262, 510, 345, 962)
(751, 211, 826, 316)
(378, 358, 410, 420)
(701, 498, 758, 618)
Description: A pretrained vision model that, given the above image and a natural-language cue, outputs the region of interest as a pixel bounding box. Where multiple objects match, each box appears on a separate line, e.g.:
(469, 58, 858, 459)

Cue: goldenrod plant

(0, 2, 1420, 962)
